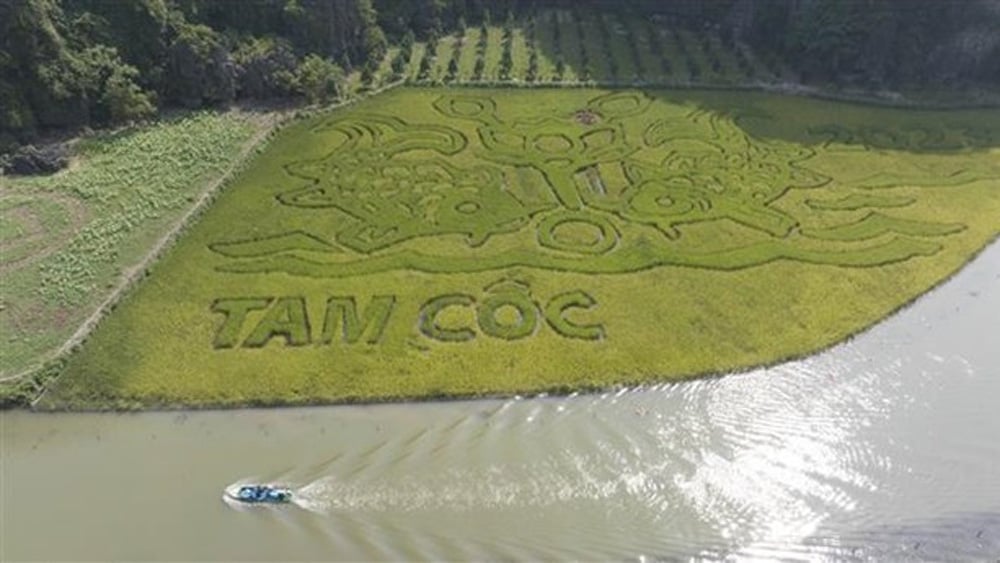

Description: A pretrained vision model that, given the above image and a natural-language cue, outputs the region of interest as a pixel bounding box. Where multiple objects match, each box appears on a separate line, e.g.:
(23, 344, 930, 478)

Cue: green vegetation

(37, 87, 1000, 409)
(1, 111, 264, 383)
(6, 1, 999, 154)
(3, 1, 999, 408)
(1, 0, 387, 151)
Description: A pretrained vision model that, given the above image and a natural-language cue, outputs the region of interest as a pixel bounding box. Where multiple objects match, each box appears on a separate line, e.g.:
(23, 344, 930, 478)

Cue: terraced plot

(42, 88, 1000, 409)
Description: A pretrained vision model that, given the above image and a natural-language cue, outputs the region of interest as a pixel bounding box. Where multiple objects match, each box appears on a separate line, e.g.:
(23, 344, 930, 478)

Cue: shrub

(2, 143, 70, 176)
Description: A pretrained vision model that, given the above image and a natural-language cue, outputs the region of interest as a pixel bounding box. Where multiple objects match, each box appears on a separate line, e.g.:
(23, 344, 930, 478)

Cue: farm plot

(42, 88, 1000, 409)
(0, 112, 264, 383)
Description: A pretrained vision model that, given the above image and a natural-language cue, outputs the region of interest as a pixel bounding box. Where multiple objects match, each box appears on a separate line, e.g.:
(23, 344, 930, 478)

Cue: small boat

(227, 484, 293, 504)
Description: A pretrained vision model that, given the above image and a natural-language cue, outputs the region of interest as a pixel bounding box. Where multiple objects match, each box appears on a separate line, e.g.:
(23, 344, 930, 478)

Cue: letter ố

(211, 298, 273, 349)
(477, 292, 538, 340)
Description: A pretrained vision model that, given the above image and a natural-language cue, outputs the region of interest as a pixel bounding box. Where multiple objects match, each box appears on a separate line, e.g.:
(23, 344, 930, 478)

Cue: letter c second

(419, 294, 476, 342)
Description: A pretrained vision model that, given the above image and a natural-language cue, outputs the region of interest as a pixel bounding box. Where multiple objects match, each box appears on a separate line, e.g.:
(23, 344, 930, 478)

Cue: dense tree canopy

(2, 0, 998, 152)
(736, 0, 1000, 87)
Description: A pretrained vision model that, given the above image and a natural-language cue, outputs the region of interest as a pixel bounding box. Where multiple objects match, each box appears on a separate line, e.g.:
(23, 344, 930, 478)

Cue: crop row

(393, 10, 777, 88)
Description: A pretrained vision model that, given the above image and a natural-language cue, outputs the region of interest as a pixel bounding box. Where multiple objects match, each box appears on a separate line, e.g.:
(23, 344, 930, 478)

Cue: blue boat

(227, 484, 293, 504)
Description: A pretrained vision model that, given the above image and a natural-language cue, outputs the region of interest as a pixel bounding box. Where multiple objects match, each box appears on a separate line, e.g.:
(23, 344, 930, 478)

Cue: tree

(232, 36, 298, 99)
(101, 63, 156, 123)
(5, 0, 1000, 153)
(359, 0, 388, 68)
(362, 25, 388, 67)
(786, 0, 865, 82)
(417, 49, 434, 81)
(75, 0, 171, 90)
(41, 44, 155, 125)
(400, 29, 416, 57)
(473, 57, 485, 80)
(414, 0, 444, 38)
(360, 63, 376, 89)
(390, 50, 406, 79)
(164, 22, 235, 107)
(295, 54, 343, 104)
(526, 50, 538, 82)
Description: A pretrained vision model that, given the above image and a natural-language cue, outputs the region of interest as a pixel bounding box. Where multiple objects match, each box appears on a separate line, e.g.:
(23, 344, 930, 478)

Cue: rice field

(37, 87, 1000, 409)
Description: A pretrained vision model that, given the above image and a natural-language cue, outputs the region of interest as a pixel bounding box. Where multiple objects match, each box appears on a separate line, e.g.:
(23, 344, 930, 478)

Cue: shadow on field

(524, 7, 1000, 156)
(639, 88, 1000, 155)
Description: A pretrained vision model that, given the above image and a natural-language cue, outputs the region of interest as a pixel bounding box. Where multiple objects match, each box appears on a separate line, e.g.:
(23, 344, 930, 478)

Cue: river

(2, 244, 999, 560)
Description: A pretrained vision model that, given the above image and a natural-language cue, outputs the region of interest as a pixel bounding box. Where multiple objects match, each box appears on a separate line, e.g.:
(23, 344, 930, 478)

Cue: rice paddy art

(42, 88, 1000, 408)
(211, 91, 976, 278)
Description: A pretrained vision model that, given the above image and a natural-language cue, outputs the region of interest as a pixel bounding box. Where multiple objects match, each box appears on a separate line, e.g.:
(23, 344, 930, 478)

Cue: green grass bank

(36, 87, 1000, 409)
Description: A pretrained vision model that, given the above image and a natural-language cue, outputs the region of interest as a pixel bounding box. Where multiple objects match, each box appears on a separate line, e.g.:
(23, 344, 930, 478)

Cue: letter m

(321, 296, 395, 344)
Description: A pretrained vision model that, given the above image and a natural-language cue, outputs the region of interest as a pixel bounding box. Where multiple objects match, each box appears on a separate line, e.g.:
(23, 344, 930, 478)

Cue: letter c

(544, 291, 605, 340)
(419, 294, 476, 342)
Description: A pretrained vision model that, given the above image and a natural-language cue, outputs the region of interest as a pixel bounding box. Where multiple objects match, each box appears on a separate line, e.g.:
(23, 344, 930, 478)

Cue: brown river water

(2, 243, 999, 560)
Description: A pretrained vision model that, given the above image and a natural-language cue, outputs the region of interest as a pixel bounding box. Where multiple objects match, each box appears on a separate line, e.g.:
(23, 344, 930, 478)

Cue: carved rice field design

(210, 91, 992, 278)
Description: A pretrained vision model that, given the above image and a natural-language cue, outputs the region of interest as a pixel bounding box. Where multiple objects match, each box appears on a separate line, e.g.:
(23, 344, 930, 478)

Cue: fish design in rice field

(210, 93, 987, 278)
